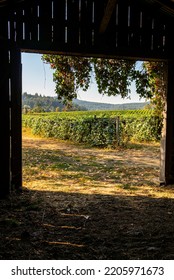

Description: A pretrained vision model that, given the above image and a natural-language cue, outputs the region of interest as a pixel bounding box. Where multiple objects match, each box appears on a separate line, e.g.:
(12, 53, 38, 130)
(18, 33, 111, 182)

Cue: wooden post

(115, 116, 120, 146)
(10, 48, 22, 190)
(0, 13, 11, 198)
(0, 10, 22, 198)
(0, 43, 11, 198)
(160, 61, 174, 185)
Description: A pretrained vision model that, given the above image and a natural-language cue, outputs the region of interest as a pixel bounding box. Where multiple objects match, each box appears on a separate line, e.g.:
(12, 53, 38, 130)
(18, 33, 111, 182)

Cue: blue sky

(22, 52, 147, 104)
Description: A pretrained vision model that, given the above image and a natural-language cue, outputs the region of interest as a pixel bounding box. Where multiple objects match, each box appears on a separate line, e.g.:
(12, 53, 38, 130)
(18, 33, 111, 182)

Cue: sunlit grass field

(22, 127, 174, 200)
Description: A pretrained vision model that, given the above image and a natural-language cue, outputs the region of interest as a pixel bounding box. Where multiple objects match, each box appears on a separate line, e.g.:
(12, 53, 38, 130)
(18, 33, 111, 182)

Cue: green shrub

(22, 110, 162, 147)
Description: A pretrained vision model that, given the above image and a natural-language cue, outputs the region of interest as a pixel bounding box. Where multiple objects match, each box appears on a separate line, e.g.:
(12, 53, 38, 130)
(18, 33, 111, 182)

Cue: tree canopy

(42, 55, 166, 116)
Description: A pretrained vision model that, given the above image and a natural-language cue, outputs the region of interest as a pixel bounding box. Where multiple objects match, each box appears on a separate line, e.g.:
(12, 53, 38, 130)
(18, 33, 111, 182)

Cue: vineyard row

(22, 110, 162, 147)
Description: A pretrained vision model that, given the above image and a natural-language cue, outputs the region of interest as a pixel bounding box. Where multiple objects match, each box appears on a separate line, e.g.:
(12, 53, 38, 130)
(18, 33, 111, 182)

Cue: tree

(22, 105, 31, 114)
(42, 55, 166, 115)
(141, 61, 167, 117)
(32, 105, 45, 113)
(42, 55, 92, 104)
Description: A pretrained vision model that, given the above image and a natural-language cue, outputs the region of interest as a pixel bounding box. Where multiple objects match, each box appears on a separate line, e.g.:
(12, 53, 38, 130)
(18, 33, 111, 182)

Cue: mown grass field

(22, 127, 161, 194)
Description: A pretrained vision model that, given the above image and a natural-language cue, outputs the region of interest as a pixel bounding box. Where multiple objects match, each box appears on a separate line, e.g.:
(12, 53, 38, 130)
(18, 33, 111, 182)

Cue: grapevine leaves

(42, 55, 92, 105)
(42, 55, 155, 105)
(42, 55, 166, 117)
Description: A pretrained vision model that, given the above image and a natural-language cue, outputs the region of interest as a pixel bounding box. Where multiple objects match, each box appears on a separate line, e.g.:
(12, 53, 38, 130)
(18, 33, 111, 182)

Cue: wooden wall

(8, 0, 174, 60)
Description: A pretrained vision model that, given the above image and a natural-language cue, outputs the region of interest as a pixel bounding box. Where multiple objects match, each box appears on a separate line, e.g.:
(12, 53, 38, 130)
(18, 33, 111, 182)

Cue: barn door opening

(20, 54, 163, 195)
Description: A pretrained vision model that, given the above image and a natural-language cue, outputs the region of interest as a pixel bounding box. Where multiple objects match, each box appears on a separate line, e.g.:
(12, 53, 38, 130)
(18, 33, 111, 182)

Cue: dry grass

(22, 128, 174, 199)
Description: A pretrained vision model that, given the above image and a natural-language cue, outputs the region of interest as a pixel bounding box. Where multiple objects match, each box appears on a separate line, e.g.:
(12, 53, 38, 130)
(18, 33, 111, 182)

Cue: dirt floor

(1, 129, 174, 260)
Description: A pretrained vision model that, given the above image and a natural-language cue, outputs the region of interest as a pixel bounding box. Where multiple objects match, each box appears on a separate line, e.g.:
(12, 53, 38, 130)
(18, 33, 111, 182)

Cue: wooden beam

(160, 60, 174, 185)
(99, 0, 117, 34)
(11, 48, 22, 190)
(152, 0, 174, 16)
(0, 44, 10, 198)
(0, 0, 25, 7)
(0, 12, 11, 198)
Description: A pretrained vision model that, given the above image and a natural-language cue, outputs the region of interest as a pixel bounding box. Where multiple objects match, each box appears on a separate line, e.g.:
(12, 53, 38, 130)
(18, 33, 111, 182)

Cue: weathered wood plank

(0, 12, 11, 198)
(82, 0, 94, 47)
(128, 2, 143, 49)
(10, 48, 22, 190)
(38, 0, 52, 43)
(116, 0, 129, 49)
(99, 0, 117, 34)
(7, 0, 174, 59)
(160, 60, 174, 185)
(52, 0, 66, 46)
(67, 0, 79, 46)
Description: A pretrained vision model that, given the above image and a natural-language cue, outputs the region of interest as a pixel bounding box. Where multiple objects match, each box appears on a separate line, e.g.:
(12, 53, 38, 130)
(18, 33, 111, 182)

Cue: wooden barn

(1, 0, 174, 198)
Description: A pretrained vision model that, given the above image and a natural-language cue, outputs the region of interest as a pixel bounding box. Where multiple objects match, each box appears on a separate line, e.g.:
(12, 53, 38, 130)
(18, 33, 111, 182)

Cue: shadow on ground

(1, 187, 174, 260)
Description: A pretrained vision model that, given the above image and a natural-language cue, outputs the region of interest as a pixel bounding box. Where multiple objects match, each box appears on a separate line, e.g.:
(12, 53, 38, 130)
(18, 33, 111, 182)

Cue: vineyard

(23, 110, 162, 147)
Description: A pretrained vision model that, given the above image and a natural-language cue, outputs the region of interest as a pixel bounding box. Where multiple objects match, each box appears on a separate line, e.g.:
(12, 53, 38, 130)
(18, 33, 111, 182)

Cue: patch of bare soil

(1, 130, 174, 260)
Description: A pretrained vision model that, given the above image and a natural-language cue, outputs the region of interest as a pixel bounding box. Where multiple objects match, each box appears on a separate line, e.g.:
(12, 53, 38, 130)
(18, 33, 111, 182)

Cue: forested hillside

(22, 92, 150, 112)
(73, 99, 150, 111)
(22, 92, 87, 112)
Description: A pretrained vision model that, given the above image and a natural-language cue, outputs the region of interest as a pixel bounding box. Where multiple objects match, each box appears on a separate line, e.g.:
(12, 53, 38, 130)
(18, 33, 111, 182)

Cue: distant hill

(22, 93, 87, 112)
(73, 99, 150, 111)
(22, 92, 150, 112)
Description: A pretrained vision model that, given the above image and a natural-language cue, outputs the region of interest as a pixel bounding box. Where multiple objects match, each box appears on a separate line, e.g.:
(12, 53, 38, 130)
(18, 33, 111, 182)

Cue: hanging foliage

(42, 55, 92, 104)
(142, 61, 167, 117)
(42, 55, 166, 116)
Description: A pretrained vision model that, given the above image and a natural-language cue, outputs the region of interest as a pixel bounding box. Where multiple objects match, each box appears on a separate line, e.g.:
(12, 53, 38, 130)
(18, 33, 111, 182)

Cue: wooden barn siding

(7, 0, 173, 60)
